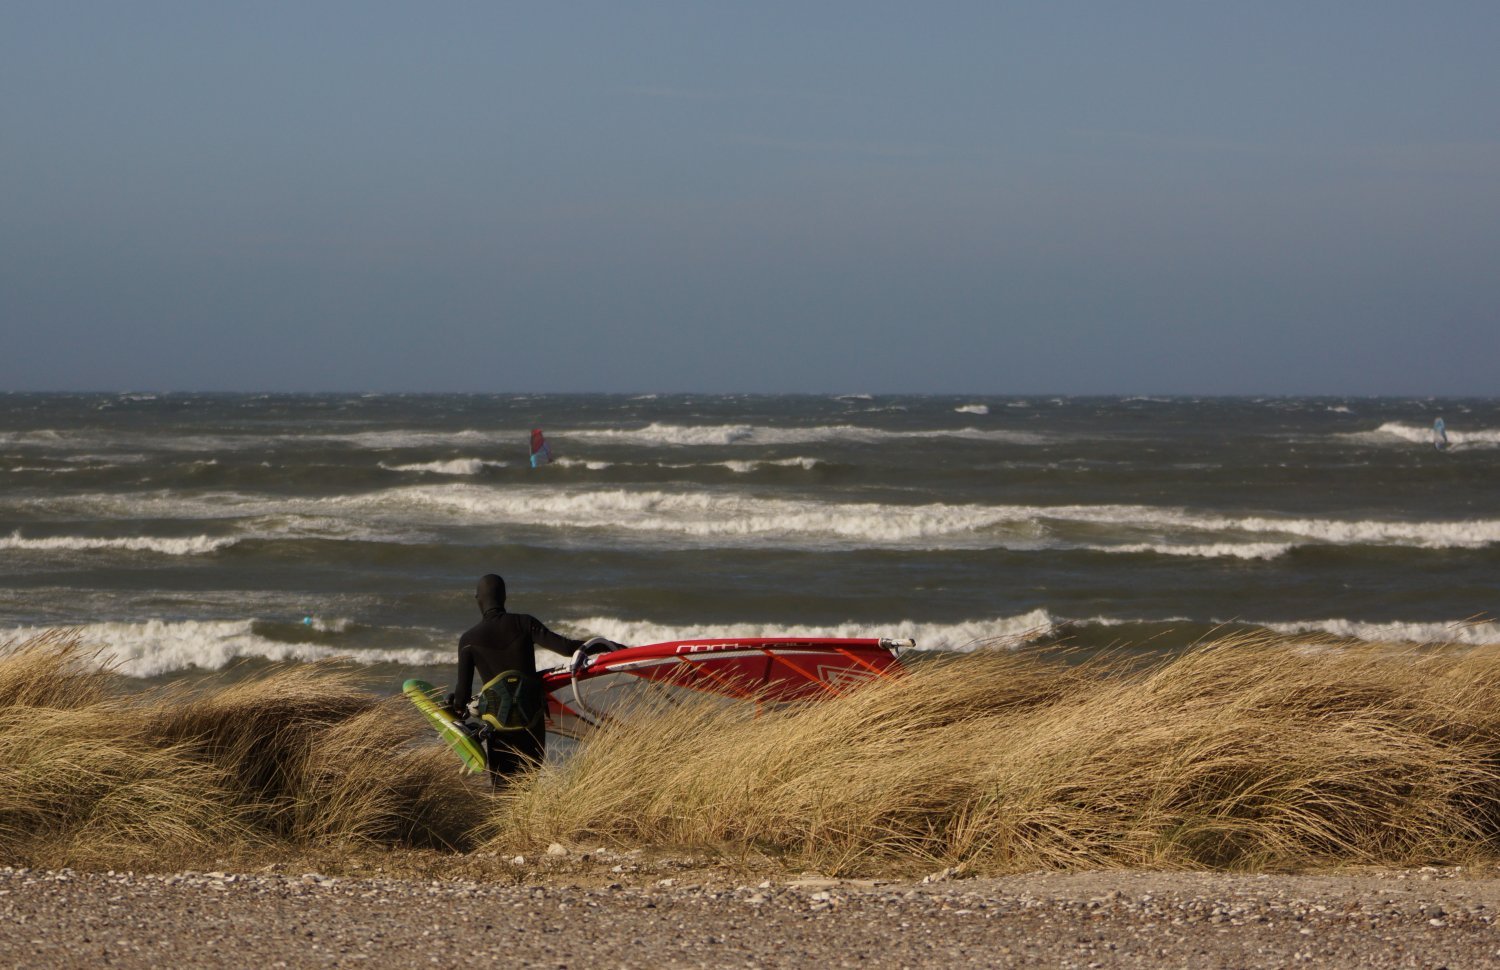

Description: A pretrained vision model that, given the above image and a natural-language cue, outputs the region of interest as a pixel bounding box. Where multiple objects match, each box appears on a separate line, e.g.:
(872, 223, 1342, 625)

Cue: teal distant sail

(1433, 418, 1449, 451)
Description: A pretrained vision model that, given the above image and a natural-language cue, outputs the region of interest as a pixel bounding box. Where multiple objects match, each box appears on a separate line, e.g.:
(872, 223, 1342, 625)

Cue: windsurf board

(403, 678, 486, 773)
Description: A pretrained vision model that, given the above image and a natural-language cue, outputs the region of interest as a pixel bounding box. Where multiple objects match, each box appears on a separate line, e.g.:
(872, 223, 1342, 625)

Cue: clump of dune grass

(0, 629, 113, 709)
(290, 702, 479, 850)
(0, 704, 245, 869)
(0, 633, 248, 868)
(0, 632, 487, 869)
(486, 636, 1500, 876)
(144, 662, 377, 825)
(12, 628, 1500, 878)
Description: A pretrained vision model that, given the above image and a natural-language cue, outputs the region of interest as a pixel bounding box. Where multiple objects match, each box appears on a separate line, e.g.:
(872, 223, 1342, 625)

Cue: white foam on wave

(3, 426, 506, 454)
(380, 458, 510, 475)
(0, 429, 69, 447)
(303, 616, 352, 633)
(1348, 422, 1500, 448)
(1199, 511, 1500, 548)
(1049, 503, 1500, 550)
(954, 404, 990, 415)
(346, 486, 1049, 546)
(1258, 617, 1500, 646)
(1, 619, 450, 678)
(5, 614, 1066, 677)
(567, 422, 1047, 446)
(1099, 542, 1295, 560)
(562, 611, 1059, 655)
(553, 458, 616, 471)
(0, 531, 237, 556)
(67, 454, 149, 465)
(18, 612, 1489, 676)
(720, 457, 823, 473)
(22, 486, 1500, 553)
(332, 429, 499, 449)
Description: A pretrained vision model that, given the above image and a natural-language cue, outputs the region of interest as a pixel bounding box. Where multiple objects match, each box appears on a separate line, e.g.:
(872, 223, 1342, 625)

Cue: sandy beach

(4, 862, 1498, 968)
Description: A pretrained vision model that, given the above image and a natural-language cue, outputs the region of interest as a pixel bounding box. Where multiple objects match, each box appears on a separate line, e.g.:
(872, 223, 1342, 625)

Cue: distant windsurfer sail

(1433, 418, 1449, 451)
(529, 428, 552, 468)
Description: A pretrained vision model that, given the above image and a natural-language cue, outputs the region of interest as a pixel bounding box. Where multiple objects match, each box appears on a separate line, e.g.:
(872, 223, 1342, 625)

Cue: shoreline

(3, 864, 1497, 968)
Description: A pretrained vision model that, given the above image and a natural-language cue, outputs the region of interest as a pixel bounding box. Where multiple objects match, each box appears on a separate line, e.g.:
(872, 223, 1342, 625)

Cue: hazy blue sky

(3, 2, 1497, 393)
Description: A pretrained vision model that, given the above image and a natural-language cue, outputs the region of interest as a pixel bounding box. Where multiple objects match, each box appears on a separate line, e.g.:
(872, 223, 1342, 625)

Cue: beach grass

(4, 630, 1500, 877)
(485, 637, 1500, 876)
(0, 632, 487, 870)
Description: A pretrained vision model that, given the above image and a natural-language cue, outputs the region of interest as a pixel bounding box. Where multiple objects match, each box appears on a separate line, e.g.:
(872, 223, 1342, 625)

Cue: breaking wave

(557, 611, 1059, 655)
(552, 458, 616, 471)
(379, 458, 510, 475)
(719, 457, 823, 473)
(336, 487, 1046, 546)
(1259, 617, 1500, 646)
(566, 423, 1046, 446)
(328, 429, 499, 449)
(1098, 542, 1296, 561)
(1347, 422, 1500, 448)
(1, 619, 449, 678)
(22, 487, 1500, 554)
(338, 488, 1500, 551)
(555, 611, 1500, 653)
(0, 531, 238, 556)
(16, 610, 1496, 680)
(954, 404, 990, 415)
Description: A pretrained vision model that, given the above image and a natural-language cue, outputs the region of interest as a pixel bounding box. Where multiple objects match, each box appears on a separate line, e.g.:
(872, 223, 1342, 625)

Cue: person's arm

(449, 642, 476, 713)
(527, 615, 586, 659)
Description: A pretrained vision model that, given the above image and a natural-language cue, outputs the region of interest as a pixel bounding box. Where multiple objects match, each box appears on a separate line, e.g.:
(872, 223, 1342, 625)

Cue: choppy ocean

(2, 393, 1496, 687)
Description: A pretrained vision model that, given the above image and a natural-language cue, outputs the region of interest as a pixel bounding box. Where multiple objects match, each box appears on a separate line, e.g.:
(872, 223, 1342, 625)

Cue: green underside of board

(403, 678, 486, 773)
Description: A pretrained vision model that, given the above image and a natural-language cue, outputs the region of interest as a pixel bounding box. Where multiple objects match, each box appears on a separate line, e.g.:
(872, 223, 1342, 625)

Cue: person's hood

(476, 573, 506, 616)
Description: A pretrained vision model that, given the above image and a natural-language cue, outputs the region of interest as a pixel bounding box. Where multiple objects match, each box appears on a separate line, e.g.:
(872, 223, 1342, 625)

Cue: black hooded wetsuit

(451, 574, 584, 784)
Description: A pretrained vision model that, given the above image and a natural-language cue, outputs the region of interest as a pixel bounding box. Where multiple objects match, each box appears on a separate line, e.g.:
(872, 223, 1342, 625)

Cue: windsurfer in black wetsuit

(448, 574, 617, 787)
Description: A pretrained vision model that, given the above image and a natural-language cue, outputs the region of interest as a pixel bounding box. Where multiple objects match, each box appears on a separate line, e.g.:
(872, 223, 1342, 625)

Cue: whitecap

(1257, 617, 1500, 646)
(1, 619, 449, 678)
(31, 487, 1500, 553)
(557, 611, 1060, 656)
(379, 458, 509, 475)
(552, 458, 615, 471)
(0, 531, 237, 556)
(1343, 422, 1500, 448)
(719, 457, 823, 473)
(568, 423, 1045, 447)
(1097, 542, 1294, 560)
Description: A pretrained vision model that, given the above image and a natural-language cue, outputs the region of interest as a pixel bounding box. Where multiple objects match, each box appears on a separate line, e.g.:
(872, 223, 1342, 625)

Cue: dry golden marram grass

(0, 632, 488, 869)
(486, 636, 1500, 876)
(6, 629, 1500, 877)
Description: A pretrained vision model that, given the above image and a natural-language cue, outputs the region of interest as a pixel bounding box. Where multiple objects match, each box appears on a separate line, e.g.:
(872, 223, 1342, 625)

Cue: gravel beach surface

(3, 860, 1499, 968)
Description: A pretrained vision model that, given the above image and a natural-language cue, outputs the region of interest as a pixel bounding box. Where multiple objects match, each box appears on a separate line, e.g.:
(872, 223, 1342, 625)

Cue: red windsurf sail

(529, 428, 552, 467)
(541, 637, 910, 738)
